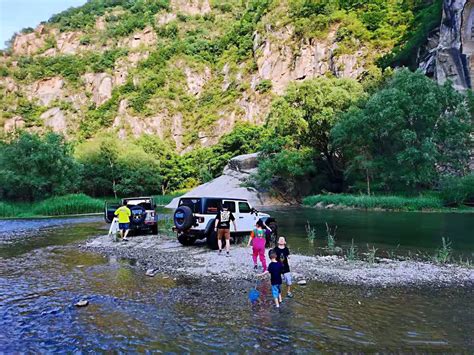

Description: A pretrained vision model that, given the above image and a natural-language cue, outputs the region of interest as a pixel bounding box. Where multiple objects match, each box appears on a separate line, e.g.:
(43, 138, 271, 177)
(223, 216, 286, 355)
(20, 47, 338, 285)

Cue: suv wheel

(178, 234, 196, 246)
(174, 206, 194, 230)
(206, 230, 218, 250)
(151, 224, 158, 235)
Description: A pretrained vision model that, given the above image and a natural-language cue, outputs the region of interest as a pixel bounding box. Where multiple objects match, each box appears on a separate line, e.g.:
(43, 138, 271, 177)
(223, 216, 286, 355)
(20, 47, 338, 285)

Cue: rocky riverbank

(82, 234, 474, 288)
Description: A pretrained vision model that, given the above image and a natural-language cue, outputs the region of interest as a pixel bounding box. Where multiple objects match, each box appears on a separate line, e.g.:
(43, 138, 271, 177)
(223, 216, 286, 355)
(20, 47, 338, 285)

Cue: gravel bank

(82, 234, 474, 287)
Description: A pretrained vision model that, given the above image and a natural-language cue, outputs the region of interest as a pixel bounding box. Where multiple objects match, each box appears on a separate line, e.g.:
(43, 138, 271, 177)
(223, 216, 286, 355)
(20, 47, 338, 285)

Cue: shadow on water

(0, 213, 473, 351)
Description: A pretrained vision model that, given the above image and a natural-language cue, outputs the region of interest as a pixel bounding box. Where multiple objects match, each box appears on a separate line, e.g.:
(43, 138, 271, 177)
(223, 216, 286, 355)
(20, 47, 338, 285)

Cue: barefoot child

(273, 237, 293, 298)
(247, 220, 269, 271)
(259, 250, 283, 308)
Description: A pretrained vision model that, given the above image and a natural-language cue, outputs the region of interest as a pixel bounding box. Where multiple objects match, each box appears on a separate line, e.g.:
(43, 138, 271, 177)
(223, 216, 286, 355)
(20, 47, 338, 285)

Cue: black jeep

(104, 197, 158, 234)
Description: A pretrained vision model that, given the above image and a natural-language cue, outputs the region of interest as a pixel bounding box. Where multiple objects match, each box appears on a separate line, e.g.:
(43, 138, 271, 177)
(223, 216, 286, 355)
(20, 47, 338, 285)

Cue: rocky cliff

(420, 0, 474, 90)
(0, 0, 442, 152)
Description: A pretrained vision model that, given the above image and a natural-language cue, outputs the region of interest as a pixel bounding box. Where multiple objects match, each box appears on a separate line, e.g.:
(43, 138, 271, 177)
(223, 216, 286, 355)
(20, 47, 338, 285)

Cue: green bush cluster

(13, 49, 128, 84)
(48, 0, 169, 32)
(439, 175, 474, 207)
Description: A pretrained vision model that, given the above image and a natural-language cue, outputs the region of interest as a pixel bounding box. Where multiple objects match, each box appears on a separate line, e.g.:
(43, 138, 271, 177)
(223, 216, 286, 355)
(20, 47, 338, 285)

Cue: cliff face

(0, 0, 430, 152)
(420, 0, 474, 90)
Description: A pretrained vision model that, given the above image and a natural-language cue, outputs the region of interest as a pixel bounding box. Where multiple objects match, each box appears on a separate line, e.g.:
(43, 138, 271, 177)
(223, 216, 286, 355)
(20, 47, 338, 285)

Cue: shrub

(255, 79, 272, 93)
(440, 175, 474, 206)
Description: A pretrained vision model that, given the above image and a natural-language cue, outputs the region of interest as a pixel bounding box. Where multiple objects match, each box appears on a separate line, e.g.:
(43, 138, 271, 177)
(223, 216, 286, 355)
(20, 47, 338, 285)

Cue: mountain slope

(0, 0, 441, 152)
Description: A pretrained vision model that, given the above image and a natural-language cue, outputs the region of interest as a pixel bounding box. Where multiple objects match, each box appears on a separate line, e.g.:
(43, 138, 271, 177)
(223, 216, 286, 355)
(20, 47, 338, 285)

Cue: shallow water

(264, 207, 474, 258)
(0, 216, 473, 351)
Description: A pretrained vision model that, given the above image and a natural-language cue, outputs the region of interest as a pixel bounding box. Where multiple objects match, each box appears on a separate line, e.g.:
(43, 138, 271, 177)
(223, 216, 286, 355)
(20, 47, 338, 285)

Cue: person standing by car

(114, 202, 131, 241)
(214, 204, 237, 256)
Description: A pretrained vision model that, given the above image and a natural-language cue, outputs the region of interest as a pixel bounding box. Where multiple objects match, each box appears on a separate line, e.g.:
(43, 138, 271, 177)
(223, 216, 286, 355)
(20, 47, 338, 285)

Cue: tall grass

(303, 194, 443, 211)
(305, 220, 317, 242)
(0, 194, 103, 218)
(433, 237, 452, 264)
(325, 223, 337, 252)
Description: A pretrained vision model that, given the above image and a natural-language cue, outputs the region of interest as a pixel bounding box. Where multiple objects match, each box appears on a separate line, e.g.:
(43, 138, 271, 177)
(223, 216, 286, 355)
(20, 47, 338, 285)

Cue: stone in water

(75, 300, 89, 307)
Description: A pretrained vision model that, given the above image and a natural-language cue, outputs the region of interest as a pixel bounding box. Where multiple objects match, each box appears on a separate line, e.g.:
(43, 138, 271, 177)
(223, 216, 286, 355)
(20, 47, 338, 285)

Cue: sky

(0, 0, 87, 48)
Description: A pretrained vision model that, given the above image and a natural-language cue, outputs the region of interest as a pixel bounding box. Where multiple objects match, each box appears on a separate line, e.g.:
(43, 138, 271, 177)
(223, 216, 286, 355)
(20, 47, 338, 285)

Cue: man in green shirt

(114, 202, 131, 241)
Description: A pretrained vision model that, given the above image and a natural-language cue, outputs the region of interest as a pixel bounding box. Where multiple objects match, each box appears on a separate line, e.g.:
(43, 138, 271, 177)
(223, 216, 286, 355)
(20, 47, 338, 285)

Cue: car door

(104, 201, 120, 223)
(237, 201, 257, 232)
(222, 200, 237, 232)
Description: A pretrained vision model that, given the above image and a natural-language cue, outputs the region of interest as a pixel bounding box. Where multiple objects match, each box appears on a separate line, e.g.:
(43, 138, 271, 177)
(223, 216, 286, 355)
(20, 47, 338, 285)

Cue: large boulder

(166, 153, 283, 208)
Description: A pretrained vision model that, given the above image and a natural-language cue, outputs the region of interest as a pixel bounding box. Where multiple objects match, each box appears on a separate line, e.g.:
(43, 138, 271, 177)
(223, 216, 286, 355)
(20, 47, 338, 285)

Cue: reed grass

(303, 194, 443, 211)
(0, 194, 103, 218)
(346, 239, 358, 262)
(433, 237, 452, 264)
(305, 220, 317, 242)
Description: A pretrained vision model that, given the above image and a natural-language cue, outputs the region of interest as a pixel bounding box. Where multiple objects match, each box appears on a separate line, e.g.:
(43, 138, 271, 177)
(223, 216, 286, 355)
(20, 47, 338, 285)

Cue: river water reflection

(0, 215, 473, 351)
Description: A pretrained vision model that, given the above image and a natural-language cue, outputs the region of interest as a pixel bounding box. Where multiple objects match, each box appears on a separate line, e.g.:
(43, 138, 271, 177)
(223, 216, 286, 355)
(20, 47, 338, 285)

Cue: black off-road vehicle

(105, 197, 158, 234)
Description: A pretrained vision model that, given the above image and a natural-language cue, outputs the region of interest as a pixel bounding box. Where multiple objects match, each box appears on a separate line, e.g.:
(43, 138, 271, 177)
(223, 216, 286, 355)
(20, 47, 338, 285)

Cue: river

(0, 210, 473, 352)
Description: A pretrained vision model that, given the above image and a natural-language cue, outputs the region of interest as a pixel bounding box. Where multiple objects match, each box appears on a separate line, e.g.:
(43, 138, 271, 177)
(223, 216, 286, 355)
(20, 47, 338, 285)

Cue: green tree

(0, 132, 81, 201)
(332, 69, 472, 192)
(266, 77, 364, 185)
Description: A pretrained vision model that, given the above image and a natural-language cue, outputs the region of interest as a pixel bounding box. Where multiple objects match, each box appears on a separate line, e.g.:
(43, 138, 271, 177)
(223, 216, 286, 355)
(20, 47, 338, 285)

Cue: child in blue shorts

(259, 250, 283, 308)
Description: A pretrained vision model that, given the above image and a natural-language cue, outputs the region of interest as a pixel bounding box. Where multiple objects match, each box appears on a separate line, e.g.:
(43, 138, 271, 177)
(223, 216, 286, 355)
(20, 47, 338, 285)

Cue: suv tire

(206, 230, 218, 250)
(178, 234, 196, 246)
(130, 205, 147, 225)
(151, 224, 158, 235)
(174, 206, 194, 230)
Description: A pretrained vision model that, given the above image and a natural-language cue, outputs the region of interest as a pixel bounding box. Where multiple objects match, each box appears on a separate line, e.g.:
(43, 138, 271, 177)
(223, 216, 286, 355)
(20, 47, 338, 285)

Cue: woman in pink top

(247, 219, 271, 271)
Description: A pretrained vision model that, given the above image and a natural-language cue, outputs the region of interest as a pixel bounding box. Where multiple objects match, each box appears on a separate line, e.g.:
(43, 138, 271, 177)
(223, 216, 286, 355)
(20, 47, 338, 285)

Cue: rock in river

(75, 300, 89, 307)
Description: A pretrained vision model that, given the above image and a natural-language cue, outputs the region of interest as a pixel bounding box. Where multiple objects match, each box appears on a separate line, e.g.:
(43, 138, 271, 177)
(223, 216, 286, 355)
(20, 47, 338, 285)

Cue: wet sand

(82, 234, 474, 287)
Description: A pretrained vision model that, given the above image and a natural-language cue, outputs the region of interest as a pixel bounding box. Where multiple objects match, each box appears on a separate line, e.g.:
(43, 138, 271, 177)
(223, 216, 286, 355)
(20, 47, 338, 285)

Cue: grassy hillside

(0, 0, 441, 147)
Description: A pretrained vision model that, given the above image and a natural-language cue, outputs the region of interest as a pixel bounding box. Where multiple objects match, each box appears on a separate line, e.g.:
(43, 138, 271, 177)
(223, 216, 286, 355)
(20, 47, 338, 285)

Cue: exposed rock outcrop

(184, 66, 211, 96)
(171, 0, 211, 15)
(40, 107, 67, 134)
(419, 0, 473, 90)
(156, 12, 177, 25)
(56, 31, 82, 54)
(28, 77, 64, 105)
(4, 116, 25, 132)
(12, 25, 47, 55)
(112, 100, 184, 150)
(254, 26, 366, 94)
(120, 27, 157, 48)
(83, 73, 113, 106)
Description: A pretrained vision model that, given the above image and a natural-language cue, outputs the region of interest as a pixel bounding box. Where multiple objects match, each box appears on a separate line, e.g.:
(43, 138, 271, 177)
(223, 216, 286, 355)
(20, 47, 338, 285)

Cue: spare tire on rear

(174, 206, 194, 231)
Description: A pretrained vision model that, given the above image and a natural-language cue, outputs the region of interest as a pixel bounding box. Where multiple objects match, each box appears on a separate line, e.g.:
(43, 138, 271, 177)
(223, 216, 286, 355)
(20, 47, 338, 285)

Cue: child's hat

(278, 237, 286, 245)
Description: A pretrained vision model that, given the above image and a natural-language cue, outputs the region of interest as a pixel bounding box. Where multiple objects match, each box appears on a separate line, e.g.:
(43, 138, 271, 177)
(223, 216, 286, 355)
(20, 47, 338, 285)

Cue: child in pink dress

(247, 219, 271, 271)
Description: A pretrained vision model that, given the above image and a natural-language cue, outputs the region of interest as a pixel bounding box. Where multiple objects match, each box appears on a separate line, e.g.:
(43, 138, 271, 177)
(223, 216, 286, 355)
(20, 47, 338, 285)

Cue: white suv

(173, 197, 274, 249)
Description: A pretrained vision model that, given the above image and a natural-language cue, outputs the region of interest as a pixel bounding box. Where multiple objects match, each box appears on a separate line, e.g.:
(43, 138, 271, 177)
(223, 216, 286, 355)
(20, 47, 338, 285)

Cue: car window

(223, 201, 236, 212)
(204, 199, 221, 214)
(238, 202, 251, 213)
(179, 198, 202, 213)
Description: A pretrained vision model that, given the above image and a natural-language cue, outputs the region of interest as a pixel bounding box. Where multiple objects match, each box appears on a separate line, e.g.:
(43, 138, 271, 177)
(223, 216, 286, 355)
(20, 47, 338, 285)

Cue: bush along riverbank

(0, 192, 185, 218)
(302, 194, 473, 212)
